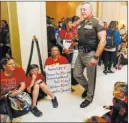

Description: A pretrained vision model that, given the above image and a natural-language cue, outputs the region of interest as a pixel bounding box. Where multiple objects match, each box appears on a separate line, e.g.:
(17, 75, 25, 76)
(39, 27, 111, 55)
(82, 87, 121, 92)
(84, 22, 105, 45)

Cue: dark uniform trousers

(73, 49, 96, 101)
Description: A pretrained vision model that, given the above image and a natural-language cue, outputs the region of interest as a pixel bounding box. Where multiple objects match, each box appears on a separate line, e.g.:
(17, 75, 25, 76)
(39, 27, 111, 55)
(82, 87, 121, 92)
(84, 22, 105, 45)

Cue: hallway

(20, 65, 127, 122)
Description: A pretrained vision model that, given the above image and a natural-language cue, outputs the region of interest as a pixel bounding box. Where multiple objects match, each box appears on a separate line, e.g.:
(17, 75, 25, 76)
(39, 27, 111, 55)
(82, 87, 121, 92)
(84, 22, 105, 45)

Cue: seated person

(116, 41, 128, 69)
(1, 56, 26, 98)
(45, 46, 69, 66)
(102, 81, 128, 123)
(26, 64, 58, 117)
(0, 56, 29, 121)
(45, 46, 76, 92)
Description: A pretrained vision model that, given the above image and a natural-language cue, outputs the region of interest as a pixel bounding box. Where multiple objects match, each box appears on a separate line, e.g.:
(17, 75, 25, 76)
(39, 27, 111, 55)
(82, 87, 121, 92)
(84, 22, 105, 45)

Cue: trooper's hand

(88, 57, 98, 66)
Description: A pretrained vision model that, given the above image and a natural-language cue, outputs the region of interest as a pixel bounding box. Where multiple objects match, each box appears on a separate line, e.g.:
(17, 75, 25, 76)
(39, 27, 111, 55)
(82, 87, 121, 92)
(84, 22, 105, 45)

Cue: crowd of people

(0, 2, 128, 123)
(99, 21, 128, 74)
(46, 2, 128, 109)
(0, 20, 12, 62)
(47, 15, 128, 76)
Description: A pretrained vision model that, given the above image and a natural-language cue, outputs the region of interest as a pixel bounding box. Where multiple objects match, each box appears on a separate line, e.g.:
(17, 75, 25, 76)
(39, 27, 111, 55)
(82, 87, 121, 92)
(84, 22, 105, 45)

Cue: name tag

(84, 25, 92, 29)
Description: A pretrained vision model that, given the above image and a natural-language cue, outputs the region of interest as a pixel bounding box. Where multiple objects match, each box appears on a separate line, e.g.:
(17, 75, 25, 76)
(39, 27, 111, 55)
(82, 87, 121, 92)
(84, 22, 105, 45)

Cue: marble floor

(7, 65, 128, 122)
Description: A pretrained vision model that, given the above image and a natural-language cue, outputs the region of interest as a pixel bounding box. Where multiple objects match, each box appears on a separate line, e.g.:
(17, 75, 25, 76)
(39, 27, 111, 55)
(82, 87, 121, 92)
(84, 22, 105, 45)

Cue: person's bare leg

(32, 84, 39, 106)
(39, 82, 54, 99)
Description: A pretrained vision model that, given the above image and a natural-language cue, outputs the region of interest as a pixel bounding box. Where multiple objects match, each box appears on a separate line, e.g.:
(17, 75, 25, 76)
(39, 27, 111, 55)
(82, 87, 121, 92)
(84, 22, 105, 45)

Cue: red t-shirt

(26, 73, 44, 88)
(59, 29, 76, 40)
(1, 67, 26, 95)
(72, 26, 78, 35)
(60, 29, 77, 50)
(45, 55, 69, 66)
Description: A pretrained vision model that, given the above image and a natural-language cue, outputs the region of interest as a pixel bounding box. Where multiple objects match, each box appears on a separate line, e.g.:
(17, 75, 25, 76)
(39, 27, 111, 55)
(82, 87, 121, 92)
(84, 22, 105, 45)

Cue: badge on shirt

(84, 25, 92, 29)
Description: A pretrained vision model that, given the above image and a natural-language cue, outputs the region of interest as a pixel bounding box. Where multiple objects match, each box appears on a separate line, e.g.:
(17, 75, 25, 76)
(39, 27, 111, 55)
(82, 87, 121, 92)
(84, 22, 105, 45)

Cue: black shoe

(52, 97, 58, 108)
(31, 106, 43, 117)
(80, 99, 91, 108)
(103, 70, 108, 75)
(81, 90, 87, 98)
(108, 70, 114, 73)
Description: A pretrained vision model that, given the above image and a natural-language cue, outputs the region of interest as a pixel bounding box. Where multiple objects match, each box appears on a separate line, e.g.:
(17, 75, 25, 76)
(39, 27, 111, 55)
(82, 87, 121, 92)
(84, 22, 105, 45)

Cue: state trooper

(73, 2, 106, 108)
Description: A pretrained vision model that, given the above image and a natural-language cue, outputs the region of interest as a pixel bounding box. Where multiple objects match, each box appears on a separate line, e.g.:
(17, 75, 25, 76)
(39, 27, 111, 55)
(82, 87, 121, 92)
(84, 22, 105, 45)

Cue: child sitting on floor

(26, 64, 58, 117)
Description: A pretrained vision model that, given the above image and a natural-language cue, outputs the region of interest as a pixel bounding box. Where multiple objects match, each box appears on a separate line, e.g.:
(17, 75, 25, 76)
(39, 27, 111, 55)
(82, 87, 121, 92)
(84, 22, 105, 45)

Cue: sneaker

(80, 99, 91, 108)
(103, 70, 108, 75)
(81, 90, 87, 98)
(108, 70, 114, 73)
(52, 97, 58, 108)
(31, 106, 43, 117)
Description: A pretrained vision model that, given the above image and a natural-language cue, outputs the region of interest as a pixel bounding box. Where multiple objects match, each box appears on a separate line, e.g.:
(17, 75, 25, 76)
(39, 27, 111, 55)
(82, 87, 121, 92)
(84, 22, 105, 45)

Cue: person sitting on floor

(45, 46, 69, 66)
(102, 81, 128, 123)
(44, 46, 76, 92)
(116, 41, 128, 69)
(0, 56, 30, 121)
(1, 56, 26, 100)
(26, 64, 58, 117)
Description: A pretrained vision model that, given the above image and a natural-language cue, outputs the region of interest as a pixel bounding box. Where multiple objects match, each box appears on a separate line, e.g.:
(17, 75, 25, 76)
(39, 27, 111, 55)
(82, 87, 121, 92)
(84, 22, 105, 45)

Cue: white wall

(99, 2, 127, 28)
(16, 2, 47, 70)
(76, 2, 127, 28)
(119, 3, 128, 27)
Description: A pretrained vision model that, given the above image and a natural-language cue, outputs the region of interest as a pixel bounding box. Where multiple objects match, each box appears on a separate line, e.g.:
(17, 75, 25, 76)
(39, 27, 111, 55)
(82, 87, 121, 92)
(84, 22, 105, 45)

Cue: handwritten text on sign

(45, 64, 71, 94)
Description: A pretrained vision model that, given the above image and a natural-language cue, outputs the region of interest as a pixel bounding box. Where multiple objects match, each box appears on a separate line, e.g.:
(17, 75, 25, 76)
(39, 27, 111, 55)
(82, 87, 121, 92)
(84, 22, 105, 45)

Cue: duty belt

(78, 45, 95, 53)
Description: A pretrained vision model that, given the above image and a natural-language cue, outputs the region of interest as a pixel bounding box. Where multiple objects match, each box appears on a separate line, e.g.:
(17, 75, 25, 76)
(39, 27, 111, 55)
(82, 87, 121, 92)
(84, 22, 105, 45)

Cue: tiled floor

(9, 65, 128, 122)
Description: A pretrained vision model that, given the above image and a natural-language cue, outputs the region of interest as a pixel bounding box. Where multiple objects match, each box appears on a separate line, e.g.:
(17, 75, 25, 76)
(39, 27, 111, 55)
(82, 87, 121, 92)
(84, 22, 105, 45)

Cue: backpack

(0, 94, 31, 122)
(8, 92, 32, 111)
(106, 29, 116, 49)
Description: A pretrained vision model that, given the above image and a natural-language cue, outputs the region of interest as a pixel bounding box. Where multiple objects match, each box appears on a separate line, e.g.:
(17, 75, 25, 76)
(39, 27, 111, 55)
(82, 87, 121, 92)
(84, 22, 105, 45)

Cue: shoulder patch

(93, 16, 99, 21)
(98, 20, 104, 27)
(93, 17, 104, 27)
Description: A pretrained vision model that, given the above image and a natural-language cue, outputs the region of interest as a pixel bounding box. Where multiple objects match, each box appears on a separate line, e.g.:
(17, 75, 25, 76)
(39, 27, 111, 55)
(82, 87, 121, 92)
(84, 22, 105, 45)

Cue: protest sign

(45, 64, 71, 93)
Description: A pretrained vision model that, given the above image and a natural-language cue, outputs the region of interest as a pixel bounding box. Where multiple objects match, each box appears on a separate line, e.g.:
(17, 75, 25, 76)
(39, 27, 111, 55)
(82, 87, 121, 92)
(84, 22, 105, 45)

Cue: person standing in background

(104, 22, 108, 30)
(103, 21, 121, 74)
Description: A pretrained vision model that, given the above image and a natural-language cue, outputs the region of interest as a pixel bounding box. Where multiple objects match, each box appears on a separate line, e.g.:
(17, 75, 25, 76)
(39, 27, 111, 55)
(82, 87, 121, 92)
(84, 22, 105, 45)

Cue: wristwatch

(93, 55, 99, 60)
